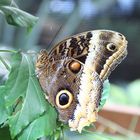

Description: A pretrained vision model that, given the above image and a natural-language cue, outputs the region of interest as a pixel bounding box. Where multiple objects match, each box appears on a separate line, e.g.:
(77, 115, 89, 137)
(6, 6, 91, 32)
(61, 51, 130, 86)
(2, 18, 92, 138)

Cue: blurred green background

(0, 0, 140, 140)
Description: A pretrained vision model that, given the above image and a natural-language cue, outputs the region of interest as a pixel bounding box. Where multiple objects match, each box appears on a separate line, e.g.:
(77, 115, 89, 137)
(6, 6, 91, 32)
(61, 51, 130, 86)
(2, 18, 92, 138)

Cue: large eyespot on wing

(56, 90, 73, 109)
(37, 57, 84, 122)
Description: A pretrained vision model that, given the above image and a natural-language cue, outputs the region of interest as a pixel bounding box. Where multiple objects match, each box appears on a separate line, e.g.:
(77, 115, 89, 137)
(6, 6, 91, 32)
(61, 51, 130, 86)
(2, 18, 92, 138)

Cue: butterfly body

(36, 30, 127, 132)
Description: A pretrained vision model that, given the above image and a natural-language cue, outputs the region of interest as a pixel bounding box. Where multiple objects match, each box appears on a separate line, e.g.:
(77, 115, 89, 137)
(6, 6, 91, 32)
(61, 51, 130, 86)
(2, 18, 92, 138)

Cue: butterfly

(35, 30, 128, 132)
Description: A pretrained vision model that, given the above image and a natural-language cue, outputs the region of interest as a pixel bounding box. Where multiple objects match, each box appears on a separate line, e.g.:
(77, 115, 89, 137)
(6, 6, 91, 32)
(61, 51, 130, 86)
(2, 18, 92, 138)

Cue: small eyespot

(118, 33, 123, 37)
(118, 33, 124, 40)
(56, 90, 73, 109)
(68, 60, 81, 73)
(106, 43, 117, 52)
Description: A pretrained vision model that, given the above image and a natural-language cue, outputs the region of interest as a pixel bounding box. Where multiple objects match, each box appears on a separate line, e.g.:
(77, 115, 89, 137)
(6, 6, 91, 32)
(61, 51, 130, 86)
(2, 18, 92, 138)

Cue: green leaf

(0, 86, 8, 125)
(0, 6, 38, 32)
(0, 0, 12, 6)
(99, 79, 110, 110)
(4, 52, 49, 138)
(18, 107, 57, 140)
(0, 127, 12, 140)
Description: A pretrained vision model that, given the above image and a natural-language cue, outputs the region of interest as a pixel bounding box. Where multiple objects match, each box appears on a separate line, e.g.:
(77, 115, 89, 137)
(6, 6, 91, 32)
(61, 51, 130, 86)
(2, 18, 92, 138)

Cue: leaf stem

(0, 49, 17, 53)
(0, 56, 10, 71)
(98, 115, 140, 139)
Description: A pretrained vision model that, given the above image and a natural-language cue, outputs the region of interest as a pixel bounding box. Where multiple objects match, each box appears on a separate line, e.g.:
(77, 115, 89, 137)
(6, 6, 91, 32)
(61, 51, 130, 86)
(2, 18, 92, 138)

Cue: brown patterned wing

(36, 30, 128, 132)
(39, 30, 127, 81)
(47, 31, 93, 63)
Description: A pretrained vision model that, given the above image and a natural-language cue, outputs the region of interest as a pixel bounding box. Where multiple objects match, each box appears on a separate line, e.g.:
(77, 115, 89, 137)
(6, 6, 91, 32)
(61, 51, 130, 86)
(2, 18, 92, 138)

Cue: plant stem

(0, 56, 10, 71)
(128, 116, 139, 139)
(61, 125, 64, 140)
(98, 115, 140, 139)
(0, 49, 17, 53)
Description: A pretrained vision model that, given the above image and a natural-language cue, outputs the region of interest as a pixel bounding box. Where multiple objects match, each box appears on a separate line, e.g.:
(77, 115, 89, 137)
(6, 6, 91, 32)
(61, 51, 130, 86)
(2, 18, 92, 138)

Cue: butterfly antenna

(47, 24, 64, 50)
